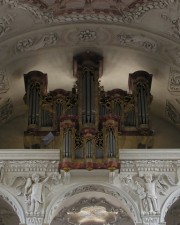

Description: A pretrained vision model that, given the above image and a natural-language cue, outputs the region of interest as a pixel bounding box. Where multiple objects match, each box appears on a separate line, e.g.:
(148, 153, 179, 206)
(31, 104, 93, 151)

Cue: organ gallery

(24, 52, 153, 171)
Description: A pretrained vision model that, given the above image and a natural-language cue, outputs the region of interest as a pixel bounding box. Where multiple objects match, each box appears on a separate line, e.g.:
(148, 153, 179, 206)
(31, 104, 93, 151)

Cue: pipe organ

(24, 52, 153, 171)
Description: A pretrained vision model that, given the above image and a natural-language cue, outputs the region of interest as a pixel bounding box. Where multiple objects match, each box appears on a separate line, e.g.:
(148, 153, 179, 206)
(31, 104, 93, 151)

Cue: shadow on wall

(152, 114, 180, 148)
(0, 114, 26, 149)
(0, 114, 179, 149)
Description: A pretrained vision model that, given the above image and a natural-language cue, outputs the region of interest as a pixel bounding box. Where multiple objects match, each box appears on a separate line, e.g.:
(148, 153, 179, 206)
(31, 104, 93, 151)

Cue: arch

(45, 182, 142, 224)
(0, 185, 26, 223)
(160, 188, 180, 223)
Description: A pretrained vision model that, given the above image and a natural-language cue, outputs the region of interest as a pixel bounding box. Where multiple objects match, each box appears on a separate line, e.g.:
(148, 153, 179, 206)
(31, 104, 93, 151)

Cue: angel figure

(138, 174, 168, 215)
(24, 173, 51, 214)
(143, 174, 159, 214)
(120, 173, 168, 215)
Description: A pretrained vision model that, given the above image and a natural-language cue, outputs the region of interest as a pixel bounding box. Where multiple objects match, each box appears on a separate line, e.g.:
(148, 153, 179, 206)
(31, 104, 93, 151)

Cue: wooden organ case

(24, 52, 153, 171)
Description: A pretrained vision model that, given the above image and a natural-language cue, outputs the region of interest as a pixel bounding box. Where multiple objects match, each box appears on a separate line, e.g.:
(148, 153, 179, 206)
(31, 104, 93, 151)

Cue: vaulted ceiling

(0, 0, 180, 131)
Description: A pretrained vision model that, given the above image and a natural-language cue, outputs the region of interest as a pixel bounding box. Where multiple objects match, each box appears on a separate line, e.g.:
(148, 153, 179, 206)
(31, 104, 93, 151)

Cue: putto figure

(24, 173, 50, 214)
(143, 174, 159, 214)
(119, 173, 168, 215)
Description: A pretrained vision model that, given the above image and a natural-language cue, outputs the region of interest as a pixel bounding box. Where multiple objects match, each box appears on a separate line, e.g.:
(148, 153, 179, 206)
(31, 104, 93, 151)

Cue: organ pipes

(24, 53, 153, 170)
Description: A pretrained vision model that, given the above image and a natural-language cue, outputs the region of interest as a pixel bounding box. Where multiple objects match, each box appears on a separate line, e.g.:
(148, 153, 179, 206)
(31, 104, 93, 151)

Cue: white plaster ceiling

(0, 0, 180, 129)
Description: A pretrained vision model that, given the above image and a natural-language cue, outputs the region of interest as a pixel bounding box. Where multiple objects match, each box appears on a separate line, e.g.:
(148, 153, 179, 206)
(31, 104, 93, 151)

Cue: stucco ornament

(0, 14, 14, 38)
(0, 69, 9, 94)
(168, 67, 180, 93)
(0, 162, 4, 183)
(16, 33, 57, 52)
(165, 100, 180, 125)
(120, 173, 169, 215)
(9, 171, 61, 215)
(161, 0, 180, 39)
(24, 173, 51, 214)
(0, 99, 13, 125)
(79, 29, 96, 41)
(117, 33, 157, 52)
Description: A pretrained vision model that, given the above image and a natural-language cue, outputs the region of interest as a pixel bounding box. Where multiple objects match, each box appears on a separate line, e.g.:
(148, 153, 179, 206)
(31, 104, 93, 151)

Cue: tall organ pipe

(63, 130, 72, 157)
(138, 86, 147, 125)
(82, 71, 95, 124)
(35, 85, 39, 124)
(128, 71, 152, 128)
(86, 140, 92, 158)
(73, 52, 102, 127)
(140, 87, 145, 124)
(107, 129, 115, 157)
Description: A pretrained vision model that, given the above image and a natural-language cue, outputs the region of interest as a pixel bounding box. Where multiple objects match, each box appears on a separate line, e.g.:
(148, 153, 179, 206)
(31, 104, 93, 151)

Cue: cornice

(120, 149, 180, 160)
(0, 149, 59, 160)
(0, 149, 179, 161)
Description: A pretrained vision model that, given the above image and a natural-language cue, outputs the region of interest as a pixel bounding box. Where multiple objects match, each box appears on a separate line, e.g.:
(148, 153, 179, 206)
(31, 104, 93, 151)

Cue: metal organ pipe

(86, 140, 92, 158)
(86, 71, 90, 123)
(31, 86, 34, 124)
(63, 130, 72, 157)
(138, 86, 147, 125)
(29, 85, 39, 125)
(144, 88, 147, 124)
(141, 86, 146, 124)
(82, 70, 95, 124)
(65, 131, 69, 157)
(138, 89, 142, 125)
(36, 86, 39, 125)
(33, 86, 37, 124)
(56, 103, 62, 117)
(82, 73, 86, 124)
(68, 130, 71, 157)
(28, 86, 33, 124)
(107, 129, 115, 157)
(63, 131, 67, 157)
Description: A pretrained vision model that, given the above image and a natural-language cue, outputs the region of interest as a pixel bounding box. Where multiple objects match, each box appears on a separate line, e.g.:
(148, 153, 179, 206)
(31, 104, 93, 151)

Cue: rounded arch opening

(45, 183, 141, 224)
(0, 186, 26, 224)
(165, 198, 180, 225)
(160, 188, 180, 224)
